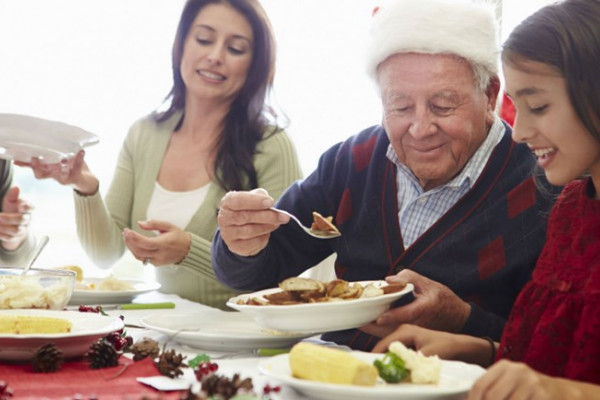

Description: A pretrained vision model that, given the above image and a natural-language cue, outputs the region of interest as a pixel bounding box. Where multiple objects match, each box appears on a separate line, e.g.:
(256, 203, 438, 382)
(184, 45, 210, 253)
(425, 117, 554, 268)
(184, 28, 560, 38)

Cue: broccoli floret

(373, 351, 409, 383)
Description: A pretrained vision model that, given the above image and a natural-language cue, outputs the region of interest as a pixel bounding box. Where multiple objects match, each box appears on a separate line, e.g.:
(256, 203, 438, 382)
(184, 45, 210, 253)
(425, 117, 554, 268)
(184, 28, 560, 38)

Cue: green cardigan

(73, 113, 302, 309)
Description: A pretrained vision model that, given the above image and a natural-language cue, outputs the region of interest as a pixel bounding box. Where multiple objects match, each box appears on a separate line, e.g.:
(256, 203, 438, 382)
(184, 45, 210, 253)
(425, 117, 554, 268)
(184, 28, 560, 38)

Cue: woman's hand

(16, 150, 99, 195)
(467, 360, 594, 400)
(372, 324, 495, 367)
(122, 220, 191, 266)
(0, 186, 32, 251)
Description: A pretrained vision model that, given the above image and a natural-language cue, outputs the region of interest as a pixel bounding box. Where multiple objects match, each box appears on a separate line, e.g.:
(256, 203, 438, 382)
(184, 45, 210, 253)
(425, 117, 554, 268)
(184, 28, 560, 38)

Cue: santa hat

(366, 0, 500, 80)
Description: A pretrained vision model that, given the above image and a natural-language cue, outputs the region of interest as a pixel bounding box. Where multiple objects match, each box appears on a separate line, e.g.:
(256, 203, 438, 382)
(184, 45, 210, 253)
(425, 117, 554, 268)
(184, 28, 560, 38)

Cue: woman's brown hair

(154, 0, 279, 191)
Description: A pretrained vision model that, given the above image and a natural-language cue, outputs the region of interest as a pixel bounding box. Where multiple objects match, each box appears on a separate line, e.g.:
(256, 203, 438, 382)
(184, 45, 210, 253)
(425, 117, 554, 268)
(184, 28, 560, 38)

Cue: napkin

(0, 356, 185, 399)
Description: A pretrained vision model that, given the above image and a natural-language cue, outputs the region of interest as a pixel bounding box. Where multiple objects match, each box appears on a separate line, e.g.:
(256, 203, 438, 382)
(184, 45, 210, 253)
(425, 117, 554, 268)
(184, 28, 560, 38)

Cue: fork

(270, 207, 340, 239)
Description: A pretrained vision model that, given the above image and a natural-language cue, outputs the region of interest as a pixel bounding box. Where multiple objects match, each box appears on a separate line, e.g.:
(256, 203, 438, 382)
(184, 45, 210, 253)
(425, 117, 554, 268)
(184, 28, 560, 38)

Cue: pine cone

(130, 338, 159, 361)
(156, 349, 187, 378)
(86, 339, 119, 369)
(32, 343, 64, 373)
(201, 373, 253, 399)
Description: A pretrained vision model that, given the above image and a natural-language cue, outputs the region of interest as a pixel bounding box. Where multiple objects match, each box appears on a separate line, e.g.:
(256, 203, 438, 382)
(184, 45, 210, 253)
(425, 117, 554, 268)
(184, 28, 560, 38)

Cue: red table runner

(0, 357, 185, 399)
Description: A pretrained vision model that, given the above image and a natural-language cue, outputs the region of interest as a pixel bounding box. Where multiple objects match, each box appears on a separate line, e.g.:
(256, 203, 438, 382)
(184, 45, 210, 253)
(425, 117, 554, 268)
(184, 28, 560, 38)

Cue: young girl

(374, 0, 600, 398)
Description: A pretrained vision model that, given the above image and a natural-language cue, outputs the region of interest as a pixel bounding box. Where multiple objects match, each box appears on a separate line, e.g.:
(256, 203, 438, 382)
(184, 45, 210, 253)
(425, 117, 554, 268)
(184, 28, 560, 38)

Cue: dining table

(1, 286, 484, 400)
(0, 290, 310, 400)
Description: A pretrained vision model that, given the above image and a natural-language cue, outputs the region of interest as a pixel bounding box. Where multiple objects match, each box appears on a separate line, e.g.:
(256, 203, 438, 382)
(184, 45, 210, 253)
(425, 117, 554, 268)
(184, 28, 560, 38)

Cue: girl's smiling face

(504, 59, 600, 191)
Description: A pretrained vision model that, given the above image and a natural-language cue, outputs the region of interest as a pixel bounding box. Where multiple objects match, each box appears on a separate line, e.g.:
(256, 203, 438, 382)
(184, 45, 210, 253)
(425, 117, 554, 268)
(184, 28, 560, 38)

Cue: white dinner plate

(0, 113, 99, 164)
(227, 281, 413, 334)
(69, 278, 161, 305)
(0, 309, 123, 361)
(139, 310, 312, 351)
(258, 352, 486, 400)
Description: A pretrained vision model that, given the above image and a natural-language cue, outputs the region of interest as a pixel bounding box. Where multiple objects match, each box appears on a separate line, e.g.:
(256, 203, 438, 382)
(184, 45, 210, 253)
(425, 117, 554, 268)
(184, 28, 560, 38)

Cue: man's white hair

(366, 0, 500, 89)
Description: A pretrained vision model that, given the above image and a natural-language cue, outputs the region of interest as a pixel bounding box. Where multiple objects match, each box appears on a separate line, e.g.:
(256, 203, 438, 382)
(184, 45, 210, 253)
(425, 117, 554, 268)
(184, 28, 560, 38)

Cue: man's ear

(486, 75, 501, 109)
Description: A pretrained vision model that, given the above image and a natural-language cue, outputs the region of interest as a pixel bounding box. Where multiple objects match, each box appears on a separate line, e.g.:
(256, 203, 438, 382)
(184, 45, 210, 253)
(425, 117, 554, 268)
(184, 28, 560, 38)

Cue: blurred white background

(0, 0, 552, 279)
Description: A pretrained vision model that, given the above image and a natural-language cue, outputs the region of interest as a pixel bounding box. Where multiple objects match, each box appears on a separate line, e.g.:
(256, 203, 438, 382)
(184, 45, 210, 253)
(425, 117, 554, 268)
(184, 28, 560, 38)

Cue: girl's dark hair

(153, 0, 279, 191)
(502, 0, 600, 145)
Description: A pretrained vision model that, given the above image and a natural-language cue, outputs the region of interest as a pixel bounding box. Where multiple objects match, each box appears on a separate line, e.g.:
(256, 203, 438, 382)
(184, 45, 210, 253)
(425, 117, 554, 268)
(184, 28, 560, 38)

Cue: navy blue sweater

(212, 124, 558, 349)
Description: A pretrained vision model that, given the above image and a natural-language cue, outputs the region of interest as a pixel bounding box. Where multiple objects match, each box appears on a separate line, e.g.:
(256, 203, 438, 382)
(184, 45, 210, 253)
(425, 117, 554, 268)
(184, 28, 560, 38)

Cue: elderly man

(212, 0, 558, 350)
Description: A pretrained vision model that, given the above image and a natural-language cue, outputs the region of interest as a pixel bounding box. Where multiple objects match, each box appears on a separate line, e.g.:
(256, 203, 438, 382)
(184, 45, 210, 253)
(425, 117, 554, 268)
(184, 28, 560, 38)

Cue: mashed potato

(75, 274, 135, 291)
(389, 341, 441, 384)
(0, 276, 70, 309)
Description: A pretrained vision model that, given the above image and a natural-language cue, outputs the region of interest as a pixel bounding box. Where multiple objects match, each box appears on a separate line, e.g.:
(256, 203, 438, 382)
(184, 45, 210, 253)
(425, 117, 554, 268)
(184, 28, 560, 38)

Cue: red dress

(497, 178, 600, 383)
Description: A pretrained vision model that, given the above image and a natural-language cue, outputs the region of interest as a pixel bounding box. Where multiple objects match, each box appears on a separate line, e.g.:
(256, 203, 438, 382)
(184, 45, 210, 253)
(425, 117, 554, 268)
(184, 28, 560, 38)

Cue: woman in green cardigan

(23, 0, 302, 308)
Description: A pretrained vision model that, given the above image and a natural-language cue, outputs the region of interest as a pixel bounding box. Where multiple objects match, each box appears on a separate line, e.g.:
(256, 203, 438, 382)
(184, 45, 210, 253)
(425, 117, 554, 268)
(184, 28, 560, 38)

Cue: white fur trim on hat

(366, 0, 499, 81)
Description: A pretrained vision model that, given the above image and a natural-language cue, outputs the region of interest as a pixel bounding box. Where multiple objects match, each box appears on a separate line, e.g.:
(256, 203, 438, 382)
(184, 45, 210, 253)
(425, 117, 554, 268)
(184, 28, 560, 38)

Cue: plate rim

(72, 278, 161, 295)
(258, 351, 486, 398)
(227, 280, 413, 311)
(139, 312, 311, 342)
(0, 309, 124, 340)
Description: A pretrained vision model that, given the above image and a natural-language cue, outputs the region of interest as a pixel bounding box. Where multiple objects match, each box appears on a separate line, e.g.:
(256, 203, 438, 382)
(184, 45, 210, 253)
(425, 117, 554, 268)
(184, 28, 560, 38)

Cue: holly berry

(103, 331, 132, 352)
(263, 384, 281, 394)
(78, 305, 102, 313)
(194, 361, 219, 380)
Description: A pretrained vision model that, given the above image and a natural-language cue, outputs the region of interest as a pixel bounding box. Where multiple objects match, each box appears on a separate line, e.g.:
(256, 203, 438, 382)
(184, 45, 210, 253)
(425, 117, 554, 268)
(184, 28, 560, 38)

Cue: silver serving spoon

(270, 207, 341, 239)
(21, 235, 49, 275)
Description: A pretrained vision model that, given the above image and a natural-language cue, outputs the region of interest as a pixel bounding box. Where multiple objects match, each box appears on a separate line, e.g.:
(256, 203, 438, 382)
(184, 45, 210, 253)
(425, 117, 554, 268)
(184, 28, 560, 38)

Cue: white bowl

(227, 281, 413, 334)
(0, 267, 76, 309)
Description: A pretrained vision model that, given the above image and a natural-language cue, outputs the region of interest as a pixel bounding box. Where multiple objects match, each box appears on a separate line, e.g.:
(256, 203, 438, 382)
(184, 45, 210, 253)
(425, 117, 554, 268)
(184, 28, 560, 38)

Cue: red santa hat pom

(366, 0, 500, 81)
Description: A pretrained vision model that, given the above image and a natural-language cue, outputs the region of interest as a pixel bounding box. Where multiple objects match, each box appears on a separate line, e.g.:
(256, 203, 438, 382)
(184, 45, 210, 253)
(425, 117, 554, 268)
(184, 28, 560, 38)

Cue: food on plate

(0, 315, 72, 334)
(238, 277, 407, 305)
(75, 274, 135, 291)
(54, 265, 83, 281)
(376, 341, 441, 384)
(310, 211, 341, 236)
(373, 349, 409, 383)
(289, 342, 378, 386)
(0, 276, 71, 309)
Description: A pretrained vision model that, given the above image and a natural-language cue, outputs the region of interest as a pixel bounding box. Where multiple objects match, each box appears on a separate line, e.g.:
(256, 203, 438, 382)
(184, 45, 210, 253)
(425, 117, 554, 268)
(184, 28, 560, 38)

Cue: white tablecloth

(103, 291, 310, 399)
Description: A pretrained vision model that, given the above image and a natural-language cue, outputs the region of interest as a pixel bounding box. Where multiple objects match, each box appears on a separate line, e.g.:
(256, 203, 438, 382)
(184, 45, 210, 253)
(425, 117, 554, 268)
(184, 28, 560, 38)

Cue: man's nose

(408, 110, 436, 137)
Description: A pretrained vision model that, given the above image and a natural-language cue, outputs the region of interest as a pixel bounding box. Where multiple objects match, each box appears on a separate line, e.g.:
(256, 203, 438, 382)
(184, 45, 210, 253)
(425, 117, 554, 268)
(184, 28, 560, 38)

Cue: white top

(146, 182, 210, 230)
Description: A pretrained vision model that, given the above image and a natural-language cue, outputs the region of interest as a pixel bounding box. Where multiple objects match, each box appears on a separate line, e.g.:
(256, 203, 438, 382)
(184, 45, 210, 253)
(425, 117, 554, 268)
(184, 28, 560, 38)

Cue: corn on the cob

(289, 342, 378, 386)
(0, 315, 72, 334)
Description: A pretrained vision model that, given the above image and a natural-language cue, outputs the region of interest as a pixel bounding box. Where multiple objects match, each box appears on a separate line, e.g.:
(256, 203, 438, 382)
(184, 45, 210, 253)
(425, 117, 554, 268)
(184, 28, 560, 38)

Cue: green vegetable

(373, 351, 409, 383)
(188, 354, 211, 368)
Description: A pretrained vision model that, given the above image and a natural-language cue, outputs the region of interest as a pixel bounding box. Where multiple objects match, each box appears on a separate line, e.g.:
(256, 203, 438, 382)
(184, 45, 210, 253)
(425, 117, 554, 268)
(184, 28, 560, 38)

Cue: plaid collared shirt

(387, 115, 505, 248)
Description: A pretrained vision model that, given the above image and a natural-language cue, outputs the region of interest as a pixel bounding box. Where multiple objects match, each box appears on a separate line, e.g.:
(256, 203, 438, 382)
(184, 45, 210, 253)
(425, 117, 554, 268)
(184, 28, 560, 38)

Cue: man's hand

(361, 269, 471, 338)
(122, 220, 191, 266)
(0, 186, 32, 251)
(216, 188, 289, 256)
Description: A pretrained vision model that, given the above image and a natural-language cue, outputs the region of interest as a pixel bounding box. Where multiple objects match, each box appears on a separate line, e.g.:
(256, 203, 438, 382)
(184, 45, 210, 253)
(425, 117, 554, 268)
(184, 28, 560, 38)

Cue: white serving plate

(140, 310, 311, 351)
(227, 281, 413, 334)
(258, 351, 486, 400)
(0, 309, 123, 361)
(0, 113, 98, 164)
(69, 278, 161, 305)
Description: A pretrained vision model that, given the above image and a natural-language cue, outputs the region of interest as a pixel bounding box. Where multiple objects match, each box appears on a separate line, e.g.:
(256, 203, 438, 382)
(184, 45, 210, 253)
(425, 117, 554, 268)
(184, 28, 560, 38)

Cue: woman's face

(180, 3, 253, 107)
(504, 60, 600, 189)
